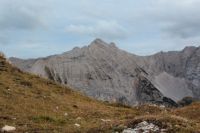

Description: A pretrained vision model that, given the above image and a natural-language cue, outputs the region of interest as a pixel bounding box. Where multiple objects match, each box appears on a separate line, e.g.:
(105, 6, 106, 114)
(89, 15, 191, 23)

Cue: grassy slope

(0, 56, 199, 133)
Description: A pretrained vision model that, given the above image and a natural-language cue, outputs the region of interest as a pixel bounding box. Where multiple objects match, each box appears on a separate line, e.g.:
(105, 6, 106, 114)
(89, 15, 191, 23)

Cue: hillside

(10, 39, 200, 105)
(1, 53, 200, 132)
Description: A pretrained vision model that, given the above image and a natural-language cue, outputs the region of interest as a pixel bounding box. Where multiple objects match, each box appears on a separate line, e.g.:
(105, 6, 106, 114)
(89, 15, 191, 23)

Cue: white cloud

(146, 0, 200, 39)
(65, 20, 128, 40)
(0, 0, 46, 31)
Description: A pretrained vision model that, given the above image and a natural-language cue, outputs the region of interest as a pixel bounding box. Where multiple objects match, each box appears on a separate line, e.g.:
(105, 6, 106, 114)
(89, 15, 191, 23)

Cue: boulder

(1, 125, 16, 132)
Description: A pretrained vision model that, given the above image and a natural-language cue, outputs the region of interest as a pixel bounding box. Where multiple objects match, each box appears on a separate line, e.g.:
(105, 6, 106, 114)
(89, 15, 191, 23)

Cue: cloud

(162, 20, 200, 39)
(0, 1, 45, 31)
(148, 0, 200, 39)
(65, 20, 128, 40)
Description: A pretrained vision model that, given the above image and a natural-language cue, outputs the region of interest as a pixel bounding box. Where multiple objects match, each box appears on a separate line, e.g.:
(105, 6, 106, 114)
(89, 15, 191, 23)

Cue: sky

(0, 0, 200, 58)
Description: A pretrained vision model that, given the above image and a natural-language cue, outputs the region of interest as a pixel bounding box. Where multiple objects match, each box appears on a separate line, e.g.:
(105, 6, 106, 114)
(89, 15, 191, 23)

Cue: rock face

(10, 39, 200, 106)
(122, 121, 162, 133)
(135, 75, 178, 107)
(136, 46, 200, 101)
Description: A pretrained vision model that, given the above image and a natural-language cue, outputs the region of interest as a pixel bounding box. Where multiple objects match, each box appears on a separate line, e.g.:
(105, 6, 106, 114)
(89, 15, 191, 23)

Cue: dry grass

(0, 56, 199, 133)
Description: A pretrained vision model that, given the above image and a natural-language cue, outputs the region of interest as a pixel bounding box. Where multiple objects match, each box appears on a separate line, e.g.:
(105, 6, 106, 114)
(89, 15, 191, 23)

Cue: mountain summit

(10, 39, 200, 106)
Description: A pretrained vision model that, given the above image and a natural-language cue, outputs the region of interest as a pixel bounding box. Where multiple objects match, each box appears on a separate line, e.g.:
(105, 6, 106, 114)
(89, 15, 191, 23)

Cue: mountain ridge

(9, 39, 200, 106)
(9, 39, 199, 61)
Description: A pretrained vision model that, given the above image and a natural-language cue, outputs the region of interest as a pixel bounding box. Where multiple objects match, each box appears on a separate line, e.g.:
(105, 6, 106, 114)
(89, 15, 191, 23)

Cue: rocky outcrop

(135, 75, 178, 107)
(9, 39, 200, 106)
(122, 121, 163, 133)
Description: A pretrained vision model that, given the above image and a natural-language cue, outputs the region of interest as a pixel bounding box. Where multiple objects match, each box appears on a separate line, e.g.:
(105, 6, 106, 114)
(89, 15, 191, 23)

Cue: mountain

(1, 52, 200, 133)
(136, 46, 200, 101)
(10, 39, 200, 106)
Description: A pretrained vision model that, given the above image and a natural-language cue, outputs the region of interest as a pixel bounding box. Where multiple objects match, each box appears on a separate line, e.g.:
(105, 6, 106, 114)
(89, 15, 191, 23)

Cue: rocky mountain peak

(89, 38, 118, 49)
(90, 38, 107, 46)
(9, 40, 200, 106)
(182, 46, 198, 55)
(88, 39, 120, 56)
(109, 42, 117, 48)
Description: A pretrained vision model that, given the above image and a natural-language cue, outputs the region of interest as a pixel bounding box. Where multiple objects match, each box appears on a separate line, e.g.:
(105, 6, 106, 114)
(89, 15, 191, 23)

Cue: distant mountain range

(10, 39, 200, 106)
